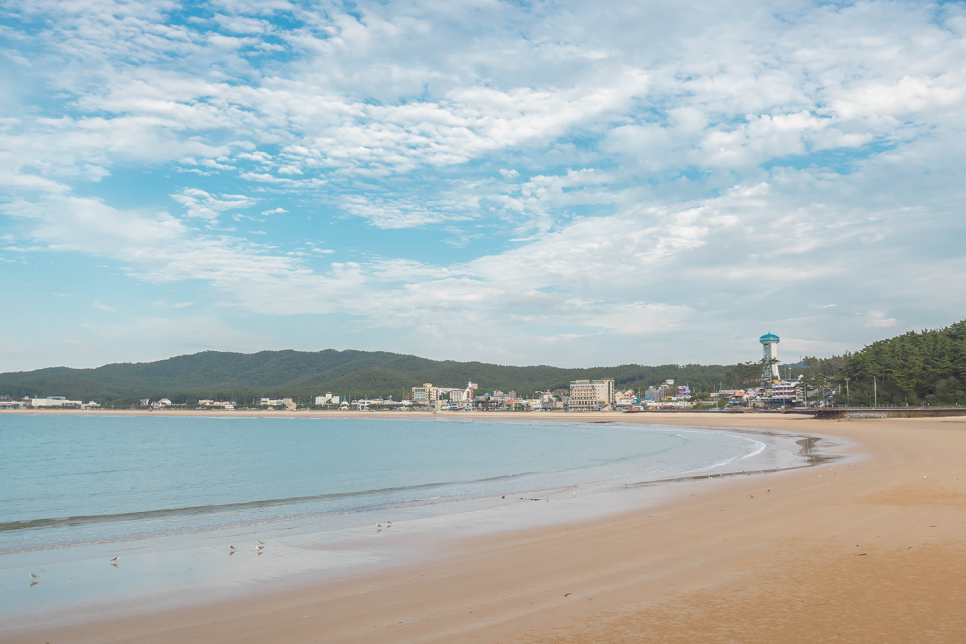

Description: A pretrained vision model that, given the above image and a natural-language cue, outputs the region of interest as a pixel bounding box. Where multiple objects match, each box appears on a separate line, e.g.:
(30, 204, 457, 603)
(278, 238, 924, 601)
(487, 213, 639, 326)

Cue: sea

(1, 414, 801, 623)
(0, 414, 766, 555)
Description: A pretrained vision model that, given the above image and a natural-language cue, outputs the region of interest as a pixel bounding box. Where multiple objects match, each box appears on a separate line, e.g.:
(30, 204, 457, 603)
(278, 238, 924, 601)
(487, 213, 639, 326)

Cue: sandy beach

(5, 411, 966, 642)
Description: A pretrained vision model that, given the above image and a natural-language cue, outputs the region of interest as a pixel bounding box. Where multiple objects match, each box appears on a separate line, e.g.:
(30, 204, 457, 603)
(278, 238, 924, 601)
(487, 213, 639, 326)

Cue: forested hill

(0, 349, 734, 406)
(840, 320, 966, 406)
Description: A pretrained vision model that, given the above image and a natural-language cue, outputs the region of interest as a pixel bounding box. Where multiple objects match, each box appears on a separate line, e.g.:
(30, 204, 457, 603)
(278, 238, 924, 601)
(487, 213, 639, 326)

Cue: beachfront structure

(441, 382, 477, 405)
(30, 396, 83, 408)
(260, 397, 294, 409)
(769, 379, 803, 404)
(197, 400, 235, 408)
(568, 379, 615, 411)
(314, 393, 340, 406)
(411, 383, 439, 404)
(760, 333, 781, 381)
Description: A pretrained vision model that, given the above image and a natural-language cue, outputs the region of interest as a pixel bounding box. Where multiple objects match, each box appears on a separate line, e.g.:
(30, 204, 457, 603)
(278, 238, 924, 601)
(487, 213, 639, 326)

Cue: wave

(0, 471, 536, 534)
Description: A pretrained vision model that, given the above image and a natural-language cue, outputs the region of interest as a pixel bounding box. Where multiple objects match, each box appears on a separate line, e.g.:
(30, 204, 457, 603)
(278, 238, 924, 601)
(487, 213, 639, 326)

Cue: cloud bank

(1, 0, 965, 369)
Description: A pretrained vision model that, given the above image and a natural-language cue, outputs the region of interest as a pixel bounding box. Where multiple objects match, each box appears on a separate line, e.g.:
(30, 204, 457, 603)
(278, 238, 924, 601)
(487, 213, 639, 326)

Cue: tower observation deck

(760, 333, 780, 381)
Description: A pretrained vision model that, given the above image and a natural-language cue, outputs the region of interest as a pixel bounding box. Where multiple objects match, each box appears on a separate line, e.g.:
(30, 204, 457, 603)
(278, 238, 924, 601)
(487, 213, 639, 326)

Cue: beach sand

(6, 412, 966, 642)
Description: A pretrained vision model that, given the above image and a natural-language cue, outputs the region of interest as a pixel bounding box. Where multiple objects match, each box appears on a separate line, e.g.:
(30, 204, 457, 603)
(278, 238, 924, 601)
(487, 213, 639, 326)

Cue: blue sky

(2, 0, 965, 371)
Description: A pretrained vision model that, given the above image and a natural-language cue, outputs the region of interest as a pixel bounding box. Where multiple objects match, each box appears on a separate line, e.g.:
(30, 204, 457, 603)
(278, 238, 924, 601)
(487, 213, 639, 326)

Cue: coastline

(5, 413, 966, 642)
(0, 415, 815, 623)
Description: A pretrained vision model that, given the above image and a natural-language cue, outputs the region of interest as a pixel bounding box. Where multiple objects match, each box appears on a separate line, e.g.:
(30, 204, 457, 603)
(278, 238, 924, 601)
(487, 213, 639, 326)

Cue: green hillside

(838, 320, 966, 406)
(0, 349, 734, 407)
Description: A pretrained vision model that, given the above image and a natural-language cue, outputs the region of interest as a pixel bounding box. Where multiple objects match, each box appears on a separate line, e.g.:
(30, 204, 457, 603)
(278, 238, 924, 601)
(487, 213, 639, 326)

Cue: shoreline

(5, 413, 966, 642)
(2, 413, 836, 637)
(0, 407, 775, 418)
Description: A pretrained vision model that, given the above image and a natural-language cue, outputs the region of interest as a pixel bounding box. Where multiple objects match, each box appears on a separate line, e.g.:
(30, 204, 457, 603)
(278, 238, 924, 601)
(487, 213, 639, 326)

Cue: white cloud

(866, 312, 897, 328)
(3, 0, 966, 367)
(171, 189, 255, 221)
(92, 300, 115, 311)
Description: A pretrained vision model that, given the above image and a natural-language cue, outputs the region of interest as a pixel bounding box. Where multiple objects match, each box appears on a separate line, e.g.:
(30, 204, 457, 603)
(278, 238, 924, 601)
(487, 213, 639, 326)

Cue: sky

(1, 0, 965, 372)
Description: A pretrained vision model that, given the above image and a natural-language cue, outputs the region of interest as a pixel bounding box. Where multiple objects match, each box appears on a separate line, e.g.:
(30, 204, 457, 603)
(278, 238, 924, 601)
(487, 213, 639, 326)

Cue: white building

(441, 382, 478, 406)
(614, 389, 636, 409)
(568, 379, 615, 411)
(314, 393, 340, 406)
(31, 396, 83, 408)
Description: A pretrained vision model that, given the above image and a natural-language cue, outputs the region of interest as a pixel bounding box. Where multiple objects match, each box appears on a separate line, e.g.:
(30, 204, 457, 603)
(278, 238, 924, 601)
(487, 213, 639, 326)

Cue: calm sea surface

(0, 415, 762, 554)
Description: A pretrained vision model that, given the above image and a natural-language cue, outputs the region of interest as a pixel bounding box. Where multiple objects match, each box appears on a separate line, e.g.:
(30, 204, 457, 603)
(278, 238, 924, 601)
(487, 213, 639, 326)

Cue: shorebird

(110, 556, 120, 562)
(229, 545, 236, 550)
(29, 573, 38, 579)
(256, 545, 265, 550)
(257, 540, 264, 545)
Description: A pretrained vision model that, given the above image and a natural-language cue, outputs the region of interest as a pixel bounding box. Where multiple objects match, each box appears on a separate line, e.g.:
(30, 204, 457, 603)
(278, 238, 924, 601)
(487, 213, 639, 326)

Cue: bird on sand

(110, 556, 120, 562)
(30, 573, 38, 579)
(257, 540, 265, 545)
(256, 545, 265, 550)
(749, 495, 754, 498)
(229, 544, 236, 550)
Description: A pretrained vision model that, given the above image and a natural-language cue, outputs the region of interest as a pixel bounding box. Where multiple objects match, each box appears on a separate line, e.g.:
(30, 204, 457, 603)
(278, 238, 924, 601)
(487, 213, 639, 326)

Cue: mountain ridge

(0, 348, 733, 406)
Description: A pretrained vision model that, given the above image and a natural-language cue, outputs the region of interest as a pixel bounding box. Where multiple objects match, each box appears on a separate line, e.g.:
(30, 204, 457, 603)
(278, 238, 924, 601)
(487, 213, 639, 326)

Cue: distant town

(0, 334, 835, 413)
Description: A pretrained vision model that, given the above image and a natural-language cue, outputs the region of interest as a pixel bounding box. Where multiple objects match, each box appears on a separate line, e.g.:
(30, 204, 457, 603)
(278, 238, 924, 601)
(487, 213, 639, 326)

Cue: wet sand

(5, 412, 966, 642)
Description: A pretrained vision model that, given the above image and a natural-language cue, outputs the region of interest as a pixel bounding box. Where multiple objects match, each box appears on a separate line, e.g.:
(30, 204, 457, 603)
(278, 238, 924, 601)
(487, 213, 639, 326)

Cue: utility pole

(873, 377, 877, 408)
(845, 377, 850, 407)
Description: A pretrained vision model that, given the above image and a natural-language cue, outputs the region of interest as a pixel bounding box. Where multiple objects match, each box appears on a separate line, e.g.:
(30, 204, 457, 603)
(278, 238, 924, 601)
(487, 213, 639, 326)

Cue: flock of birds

(29, 540, 274, 585)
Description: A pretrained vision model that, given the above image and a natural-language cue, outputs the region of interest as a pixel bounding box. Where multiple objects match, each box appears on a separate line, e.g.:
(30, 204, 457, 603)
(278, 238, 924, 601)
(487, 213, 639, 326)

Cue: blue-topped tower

(760, 333, 780, 381)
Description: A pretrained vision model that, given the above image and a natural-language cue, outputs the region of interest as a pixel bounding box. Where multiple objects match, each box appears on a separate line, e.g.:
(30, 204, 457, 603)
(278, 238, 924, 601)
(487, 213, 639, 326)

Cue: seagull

(29, 573, 38, 579)
(110, 556, 120, 562)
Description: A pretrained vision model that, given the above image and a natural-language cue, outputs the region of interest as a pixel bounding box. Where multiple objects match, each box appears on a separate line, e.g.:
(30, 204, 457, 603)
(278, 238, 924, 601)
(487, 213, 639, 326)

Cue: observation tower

(760, 333, 780, 381)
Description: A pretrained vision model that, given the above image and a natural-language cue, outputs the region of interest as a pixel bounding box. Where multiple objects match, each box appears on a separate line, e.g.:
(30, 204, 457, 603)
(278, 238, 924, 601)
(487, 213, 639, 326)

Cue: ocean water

(0, 415, 763, 555)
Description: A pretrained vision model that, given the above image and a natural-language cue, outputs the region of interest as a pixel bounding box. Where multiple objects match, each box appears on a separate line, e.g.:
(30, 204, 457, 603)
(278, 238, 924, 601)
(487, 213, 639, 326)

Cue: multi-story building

(442, 382, 477, 405)
(314, 393, 340, 406)
(568, 379, 615, 411)
(411, 383, 439, 405)
(769, 380, 802, 404)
